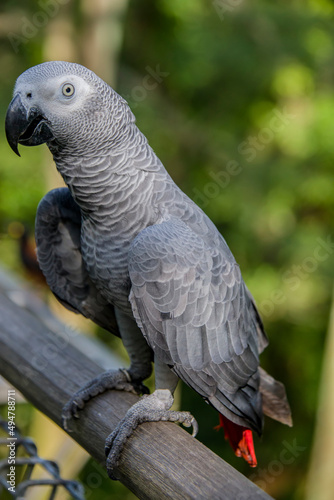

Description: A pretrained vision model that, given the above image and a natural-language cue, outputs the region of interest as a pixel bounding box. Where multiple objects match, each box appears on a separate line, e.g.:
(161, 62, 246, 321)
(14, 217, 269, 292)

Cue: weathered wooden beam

(0, 289, 273, 500)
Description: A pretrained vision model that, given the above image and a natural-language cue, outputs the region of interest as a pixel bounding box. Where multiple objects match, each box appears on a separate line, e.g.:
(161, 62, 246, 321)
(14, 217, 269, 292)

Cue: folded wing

(35, 187, 119, 336)
(129, 217, 263, 433)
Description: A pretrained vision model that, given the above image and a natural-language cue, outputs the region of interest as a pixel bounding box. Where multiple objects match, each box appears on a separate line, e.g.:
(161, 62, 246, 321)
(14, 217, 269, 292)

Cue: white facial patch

(14, 73, 93, 114)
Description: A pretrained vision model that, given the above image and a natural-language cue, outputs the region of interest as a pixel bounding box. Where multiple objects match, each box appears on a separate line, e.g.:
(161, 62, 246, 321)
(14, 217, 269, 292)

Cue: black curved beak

(5, 94, 53, 157)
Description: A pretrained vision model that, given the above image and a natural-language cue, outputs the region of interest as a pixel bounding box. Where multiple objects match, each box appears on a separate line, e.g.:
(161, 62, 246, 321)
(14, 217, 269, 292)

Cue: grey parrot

(5, 61, 292, 478)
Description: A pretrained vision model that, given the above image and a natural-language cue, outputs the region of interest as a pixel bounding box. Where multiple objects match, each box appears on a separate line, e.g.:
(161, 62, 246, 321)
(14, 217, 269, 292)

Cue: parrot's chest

(80, 221, 134, 312)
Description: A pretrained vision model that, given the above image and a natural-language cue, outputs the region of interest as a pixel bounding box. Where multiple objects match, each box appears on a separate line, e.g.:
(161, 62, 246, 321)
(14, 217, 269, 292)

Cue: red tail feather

(215, 413, 257, 467)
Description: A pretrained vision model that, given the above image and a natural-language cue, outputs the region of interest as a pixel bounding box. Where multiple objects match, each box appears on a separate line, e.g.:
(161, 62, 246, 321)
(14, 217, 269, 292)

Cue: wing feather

(129, 217, 264, 432)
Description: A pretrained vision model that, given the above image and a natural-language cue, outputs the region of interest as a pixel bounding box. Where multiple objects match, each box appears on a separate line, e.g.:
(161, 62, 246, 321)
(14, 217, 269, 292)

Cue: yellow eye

(62, 83, 75, 97)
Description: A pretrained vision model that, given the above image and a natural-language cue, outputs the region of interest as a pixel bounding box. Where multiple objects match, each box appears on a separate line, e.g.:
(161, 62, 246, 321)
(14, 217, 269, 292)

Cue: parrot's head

(5, 61, 134, 157)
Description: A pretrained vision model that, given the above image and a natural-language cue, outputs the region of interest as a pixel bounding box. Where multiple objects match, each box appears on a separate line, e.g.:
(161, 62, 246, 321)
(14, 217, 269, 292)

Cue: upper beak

(5, 94, 53, 157)
(5, 94, 27, 156)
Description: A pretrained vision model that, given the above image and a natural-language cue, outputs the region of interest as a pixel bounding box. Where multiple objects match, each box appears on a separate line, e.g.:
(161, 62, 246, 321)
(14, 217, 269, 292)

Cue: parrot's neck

(50, 124, 170, 228)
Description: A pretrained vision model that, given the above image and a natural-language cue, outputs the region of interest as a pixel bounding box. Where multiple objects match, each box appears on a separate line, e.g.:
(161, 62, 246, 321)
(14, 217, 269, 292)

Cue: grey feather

(35, 187, 120, 336)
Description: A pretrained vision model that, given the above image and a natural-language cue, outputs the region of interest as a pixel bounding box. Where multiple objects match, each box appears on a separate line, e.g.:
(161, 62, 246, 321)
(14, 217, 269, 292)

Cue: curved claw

(132, 381, 150, 395)
(105, 430, 116, 458)
(62, 398, 84, 431)
(180, 414, 199, 437)
(190, 417, 199, 437)
(62, 402, 76, 432)
(106, 456, 120, 481)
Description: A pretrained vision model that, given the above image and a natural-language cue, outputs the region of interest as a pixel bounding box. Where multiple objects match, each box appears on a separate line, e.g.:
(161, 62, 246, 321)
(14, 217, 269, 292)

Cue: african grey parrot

(5, 61, 292, 478)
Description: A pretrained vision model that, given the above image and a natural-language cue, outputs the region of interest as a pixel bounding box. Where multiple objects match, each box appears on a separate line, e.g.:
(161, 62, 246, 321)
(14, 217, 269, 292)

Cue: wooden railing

(0, 270, 273, 500)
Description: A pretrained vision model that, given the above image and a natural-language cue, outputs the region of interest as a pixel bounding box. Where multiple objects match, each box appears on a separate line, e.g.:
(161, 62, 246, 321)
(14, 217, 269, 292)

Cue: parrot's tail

(215, 413, 257, 467)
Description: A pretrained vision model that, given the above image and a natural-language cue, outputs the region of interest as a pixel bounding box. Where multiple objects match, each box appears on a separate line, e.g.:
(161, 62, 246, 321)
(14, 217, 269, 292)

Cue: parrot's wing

(35, 187, 120, 337)
(128, 217, 262, 432)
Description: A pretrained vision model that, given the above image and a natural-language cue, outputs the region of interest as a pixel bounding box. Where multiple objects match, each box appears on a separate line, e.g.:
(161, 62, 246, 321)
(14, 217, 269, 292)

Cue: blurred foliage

(0, 1, 333, 499)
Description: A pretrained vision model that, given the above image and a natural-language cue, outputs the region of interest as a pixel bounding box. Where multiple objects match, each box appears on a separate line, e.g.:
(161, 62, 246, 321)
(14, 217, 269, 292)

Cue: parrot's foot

(105, 389, 198, 480)
(62, 368, 149, 431)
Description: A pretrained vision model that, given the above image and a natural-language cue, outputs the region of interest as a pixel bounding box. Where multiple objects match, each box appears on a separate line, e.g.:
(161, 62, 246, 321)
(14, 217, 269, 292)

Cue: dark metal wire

(0, 418, 85, 500)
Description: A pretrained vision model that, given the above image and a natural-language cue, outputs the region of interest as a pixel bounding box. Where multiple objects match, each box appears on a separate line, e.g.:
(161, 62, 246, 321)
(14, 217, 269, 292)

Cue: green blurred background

(0, 1, 334, 499)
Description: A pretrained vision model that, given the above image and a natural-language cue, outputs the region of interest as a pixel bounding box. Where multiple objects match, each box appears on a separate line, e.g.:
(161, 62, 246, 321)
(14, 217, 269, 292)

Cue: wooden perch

(0, 287, 273, 500)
